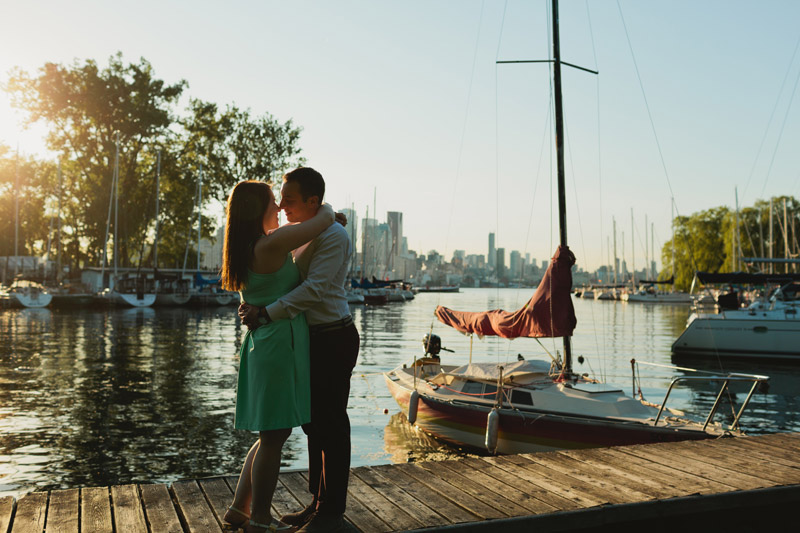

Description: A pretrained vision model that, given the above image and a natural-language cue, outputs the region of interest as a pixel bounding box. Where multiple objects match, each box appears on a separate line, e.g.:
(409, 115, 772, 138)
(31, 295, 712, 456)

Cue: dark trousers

(302, 323, 359, 515)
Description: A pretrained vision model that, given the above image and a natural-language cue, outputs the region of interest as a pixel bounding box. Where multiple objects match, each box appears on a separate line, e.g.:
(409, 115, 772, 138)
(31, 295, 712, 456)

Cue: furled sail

(434, 245, 577, 339)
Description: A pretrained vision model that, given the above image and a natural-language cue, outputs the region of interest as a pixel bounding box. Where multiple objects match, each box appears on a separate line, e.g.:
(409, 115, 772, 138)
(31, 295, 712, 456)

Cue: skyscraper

(496, 248, 505, 277)
(488, 232, 496, 269)
(387, 211, 403, 270)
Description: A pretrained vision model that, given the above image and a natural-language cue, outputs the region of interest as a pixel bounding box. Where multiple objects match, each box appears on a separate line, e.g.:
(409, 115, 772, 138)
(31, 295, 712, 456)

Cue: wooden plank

(414, 460, 528, 518)
(80, 487, 113, 533)
(440, 459, 558, 515)
(678, 441, 800, 485)
(0, 496, 14, 533)
(11, 492, 47, 533)
(347, 466, 422, 531)
(478, 456, 583, 511)
(722, 438, 800, 470)
(171, 480, 220, 533)
(394, 463, 504, 520)
(284, 471, 386, 533)
(514, 454, 628, 506)
(353, 467, 449, 527)
(370, 464, 478, 524)
(590, 447, 729, 495)
(735, 436, 800, 464)
(276, 472, 314, 509)
(484, 455, 605, 508)
(560, 449, 684, 499)
(110, 485, 147, 533)
(524, 452, 658, 502)
(759, 432, 800, 451)
(270, 478, 305, 518)
(140, 484, 183, 533)
(621, 445, 769, 491)
(45, 489, 79, 533)
(197, 478, 233, 526)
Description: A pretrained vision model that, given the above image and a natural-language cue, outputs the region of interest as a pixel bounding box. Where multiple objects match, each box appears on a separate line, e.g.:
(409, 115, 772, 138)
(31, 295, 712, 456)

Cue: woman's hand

(335, 211, 348, 226)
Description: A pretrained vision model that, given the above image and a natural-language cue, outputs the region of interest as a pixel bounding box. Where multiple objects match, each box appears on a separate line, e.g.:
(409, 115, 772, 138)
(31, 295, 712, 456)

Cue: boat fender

(408, 390, 420, 425)
(485, 408, 499, 454)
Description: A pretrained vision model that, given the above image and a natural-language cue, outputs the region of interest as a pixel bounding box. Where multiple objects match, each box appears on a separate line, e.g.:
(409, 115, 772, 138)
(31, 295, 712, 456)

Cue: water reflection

(1, 290, 798, 499)
(0, 307, 304, 498)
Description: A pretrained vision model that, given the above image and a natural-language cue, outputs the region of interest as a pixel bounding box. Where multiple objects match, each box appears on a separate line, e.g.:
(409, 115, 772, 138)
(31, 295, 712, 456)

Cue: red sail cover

(434, 245, 577, 339)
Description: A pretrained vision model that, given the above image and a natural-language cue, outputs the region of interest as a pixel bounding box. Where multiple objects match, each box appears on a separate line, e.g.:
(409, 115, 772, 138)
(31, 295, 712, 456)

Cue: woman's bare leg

(246, 428, 291, 531)
(224, 440, 259, 525)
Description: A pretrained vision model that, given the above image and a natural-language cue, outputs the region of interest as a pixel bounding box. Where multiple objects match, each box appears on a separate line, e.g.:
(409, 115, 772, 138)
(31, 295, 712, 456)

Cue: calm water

(1, 288, 798, 498)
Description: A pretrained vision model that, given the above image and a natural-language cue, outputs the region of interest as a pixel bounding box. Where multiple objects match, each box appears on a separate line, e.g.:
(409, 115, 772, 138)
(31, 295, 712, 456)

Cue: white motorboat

(673, 286, 800, 360)
(622, 286, 692, 304)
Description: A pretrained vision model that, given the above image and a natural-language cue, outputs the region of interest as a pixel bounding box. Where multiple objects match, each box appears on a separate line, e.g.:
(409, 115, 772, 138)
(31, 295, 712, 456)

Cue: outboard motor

(422, 334, 442, 357)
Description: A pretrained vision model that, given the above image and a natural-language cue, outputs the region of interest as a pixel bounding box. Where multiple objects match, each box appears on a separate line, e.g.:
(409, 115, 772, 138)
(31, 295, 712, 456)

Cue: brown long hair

(220, 181, 273, 291)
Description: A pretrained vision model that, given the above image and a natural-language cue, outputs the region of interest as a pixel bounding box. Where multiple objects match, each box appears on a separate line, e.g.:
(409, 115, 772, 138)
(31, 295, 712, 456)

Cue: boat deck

(2, 432, 799, 532)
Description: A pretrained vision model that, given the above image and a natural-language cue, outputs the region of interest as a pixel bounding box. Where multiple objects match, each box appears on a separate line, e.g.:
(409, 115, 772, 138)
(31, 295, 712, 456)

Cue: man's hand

(335, 211, 348, 226)
(238, 302, 260, 331)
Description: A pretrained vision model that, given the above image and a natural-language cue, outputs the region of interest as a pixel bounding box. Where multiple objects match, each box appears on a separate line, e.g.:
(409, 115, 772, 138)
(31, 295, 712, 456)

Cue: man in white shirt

(239, 167, 359, 533)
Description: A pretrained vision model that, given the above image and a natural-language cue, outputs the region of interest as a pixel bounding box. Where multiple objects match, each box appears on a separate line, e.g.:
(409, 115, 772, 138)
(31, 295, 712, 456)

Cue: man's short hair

(283, 167, 325, 202)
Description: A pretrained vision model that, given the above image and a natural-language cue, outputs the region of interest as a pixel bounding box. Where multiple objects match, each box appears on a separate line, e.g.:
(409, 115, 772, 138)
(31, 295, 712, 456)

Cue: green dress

(235, 254, 311, 431)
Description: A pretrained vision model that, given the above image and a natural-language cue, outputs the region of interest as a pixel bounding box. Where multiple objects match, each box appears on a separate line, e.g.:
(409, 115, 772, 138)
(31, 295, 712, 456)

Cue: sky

(2, 0, 800, 272)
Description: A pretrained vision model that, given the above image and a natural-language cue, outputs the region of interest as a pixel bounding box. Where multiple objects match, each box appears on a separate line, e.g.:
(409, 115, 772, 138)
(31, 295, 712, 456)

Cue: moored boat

(672, 278, 800, 360)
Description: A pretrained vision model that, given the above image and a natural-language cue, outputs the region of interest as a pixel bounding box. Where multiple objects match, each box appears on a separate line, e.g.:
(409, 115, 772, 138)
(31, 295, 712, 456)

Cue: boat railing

(631, 359, 769, 431)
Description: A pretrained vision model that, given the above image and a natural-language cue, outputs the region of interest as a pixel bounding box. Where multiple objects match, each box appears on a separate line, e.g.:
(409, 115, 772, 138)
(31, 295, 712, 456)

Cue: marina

(2, 290, 800, 502)
(2, 432, 799, 532)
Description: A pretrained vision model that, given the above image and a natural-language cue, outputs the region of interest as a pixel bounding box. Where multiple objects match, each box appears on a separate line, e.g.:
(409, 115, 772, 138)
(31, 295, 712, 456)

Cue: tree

(4, 53, 306, 273)
(6, 54, 186, 269)
(662, 207, 729, 291)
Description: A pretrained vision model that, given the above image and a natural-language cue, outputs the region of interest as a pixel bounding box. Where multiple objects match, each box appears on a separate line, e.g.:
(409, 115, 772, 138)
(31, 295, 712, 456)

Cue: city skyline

(3, 1, 800, 271)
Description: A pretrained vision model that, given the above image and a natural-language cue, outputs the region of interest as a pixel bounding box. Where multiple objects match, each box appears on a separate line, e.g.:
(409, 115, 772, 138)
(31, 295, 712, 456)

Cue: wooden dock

(2, 432, 799, 532)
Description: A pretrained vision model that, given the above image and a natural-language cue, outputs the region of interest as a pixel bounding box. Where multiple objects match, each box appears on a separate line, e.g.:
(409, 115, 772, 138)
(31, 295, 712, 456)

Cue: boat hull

(10, 292, 53, 308)
(623, 292, 692, 304)
(672, 315, 800, 360)
(385, 374, 715, 454)
(154, 293, 192, 306)
(116, 293, 156, 307)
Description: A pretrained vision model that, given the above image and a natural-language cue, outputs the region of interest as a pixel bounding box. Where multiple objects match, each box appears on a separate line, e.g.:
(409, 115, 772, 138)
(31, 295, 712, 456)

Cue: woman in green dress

(220, 180, 334, 533)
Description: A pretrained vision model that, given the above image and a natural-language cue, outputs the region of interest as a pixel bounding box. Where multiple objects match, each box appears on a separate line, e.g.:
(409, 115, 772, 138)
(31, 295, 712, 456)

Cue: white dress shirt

(265, 223, 352, 326)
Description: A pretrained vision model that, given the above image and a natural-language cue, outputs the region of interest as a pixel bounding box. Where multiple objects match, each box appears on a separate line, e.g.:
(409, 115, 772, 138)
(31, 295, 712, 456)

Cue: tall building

(360, 217, 379, 278)
(488, 233, 496, 269)
(387, 211, 403, 270)
(496, 247, 506, 277)
(510, 250, 522, 278)
(340, 207, 358, 248)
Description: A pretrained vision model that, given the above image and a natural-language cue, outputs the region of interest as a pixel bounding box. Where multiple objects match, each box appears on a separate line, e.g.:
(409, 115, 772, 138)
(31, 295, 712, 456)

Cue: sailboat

(384, 0, 767, 454)
(95, 133, 156, 307)
(623, 200, 691, 303)
(672, 271, 800, 360)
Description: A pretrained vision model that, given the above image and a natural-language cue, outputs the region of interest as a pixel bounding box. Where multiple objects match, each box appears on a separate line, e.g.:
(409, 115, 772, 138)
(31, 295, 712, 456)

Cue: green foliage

(2, 53, 305, 274)
(661, 199, 800, 291)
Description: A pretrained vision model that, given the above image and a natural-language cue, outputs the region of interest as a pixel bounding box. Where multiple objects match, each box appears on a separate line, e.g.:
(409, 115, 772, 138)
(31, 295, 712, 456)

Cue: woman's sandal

(222, 505, 250, 531)
(248, 518, 297, 532)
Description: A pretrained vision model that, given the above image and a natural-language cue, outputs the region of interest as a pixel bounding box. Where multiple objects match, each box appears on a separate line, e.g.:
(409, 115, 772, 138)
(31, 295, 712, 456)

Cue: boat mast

(551, 0, 573, 372)
(57, 160, 62, 284)
(196, 165, 203, 270)
(631, 209, 635, 287)
(14, 147, 19, 279)
(153, 150, 161, 270)
(114, 132, 119, 280)
(671, 198, 676, 285)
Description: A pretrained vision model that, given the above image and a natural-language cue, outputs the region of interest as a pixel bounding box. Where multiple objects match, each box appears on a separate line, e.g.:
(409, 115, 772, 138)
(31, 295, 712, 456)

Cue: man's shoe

(297, 513, 345, 533)
(280, 503, 317, 527)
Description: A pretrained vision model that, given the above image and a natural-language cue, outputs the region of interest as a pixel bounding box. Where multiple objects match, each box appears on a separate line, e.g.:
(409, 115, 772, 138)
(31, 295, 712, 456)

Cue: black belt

(309, 316, 354, 335)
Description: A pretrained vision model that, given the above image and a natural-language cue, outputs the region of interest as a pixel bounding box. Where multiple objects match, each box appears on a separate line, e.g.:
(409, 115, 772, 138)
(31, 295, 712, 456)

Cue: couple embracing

(220, 167, 359, 533)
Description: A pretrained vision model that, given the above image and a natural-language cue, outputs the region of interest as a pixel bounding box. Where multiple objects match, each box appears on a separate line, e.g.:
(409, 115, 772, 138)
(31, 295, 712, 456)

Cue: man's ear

(308, 195, 321, 209)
